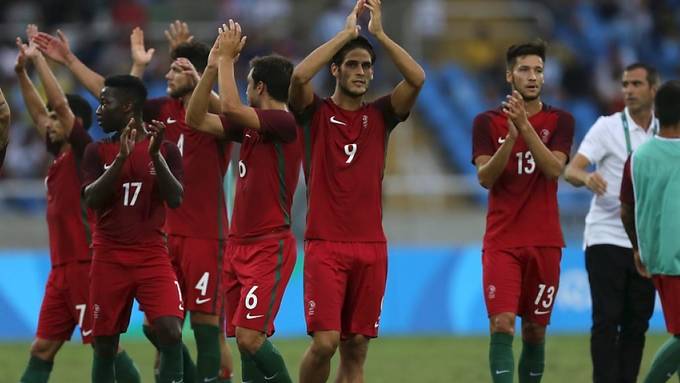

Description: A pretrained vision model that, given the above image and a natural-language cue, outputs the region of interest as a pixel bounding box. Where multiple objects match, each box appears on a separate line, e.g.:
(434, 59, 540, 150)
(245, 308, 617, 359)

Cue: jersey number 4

(516, 151, 536, 175)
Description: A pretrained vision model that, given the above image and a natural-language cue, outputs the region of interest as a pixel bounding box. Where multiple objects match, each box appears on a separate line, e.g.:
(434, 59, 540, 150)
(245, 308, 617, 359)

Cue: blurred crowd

(0, 0, 680, 179)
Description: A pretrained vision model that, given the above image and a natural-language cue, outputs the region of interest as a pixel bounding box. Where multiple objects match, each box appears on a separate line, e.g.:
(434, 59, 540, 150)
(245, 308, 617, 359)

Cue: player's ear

(330, 62, 339, 78)
(505, 68, 512, 84)
(257, 81, 265, 96)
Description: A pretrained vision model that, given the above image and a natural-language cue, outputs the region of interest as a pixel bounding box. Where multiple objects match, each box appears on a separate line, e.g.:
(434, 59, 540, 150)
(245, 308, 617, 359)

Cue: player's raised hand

(118, 120, 138, 159)
(147, 120, 166, 157)
(585, 172, 608, 196)
(26, 24, 39, 43)
(130, 27, 155, 67)
(505, 117, 519, 143)
(14, 37, 40, 72)
(33, 30, 71, 65)
(165, 20, 194, 52)
(345, 0, 364, 38)
(364, 0, 384, 36)
(217, 20, 247, 60)
(502, 90, 530, 130)
(207, 36, 221, 69)
(172, 58, 201, 85)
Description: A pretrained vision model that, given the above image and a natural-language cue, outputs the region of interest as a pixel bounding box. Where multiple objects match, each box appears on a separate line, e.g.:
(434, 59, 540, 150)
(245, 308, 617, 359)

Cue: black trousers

(586, 244, 656, 383)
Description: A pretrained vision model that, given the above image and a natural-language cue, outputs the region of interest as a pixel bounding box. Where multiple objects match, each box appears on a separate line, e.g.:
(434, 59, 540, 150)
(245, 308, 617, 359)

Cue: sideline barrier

(0, 245, 665, 341)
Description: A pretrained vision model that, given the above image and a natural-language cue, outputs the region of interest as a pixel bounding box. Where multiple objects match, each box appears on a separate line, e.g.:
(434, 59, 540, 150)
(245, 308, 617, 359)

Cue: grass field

(0, 334, 675, 382)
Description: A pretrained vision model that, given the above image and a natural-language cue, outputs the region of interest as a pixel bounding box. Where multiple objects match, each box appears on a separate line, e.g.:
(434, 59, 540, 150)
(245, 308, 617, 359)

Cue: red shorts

(482, 247, 561, 326)
(89, 246, 184, 336)
(304, 240, 387, 338)
(223, 234, 296, 337)
(169, 235, 225, 316)
(652, 275, 680, 334)
(36, 261, 93, 344)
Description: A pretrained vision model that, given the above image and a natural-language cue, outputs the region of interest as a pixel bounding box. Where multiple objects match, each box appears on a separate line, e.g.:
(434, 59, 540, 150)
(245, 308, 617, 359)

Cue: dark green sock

(142, 325, 162, 383)
(241, 351, 265, 383)
(114, 350, 141, 383)
(92, 351, 116, 383)
(490, 332, 515, 383)
(182, 342, 197, 383)
(20, 355, 53, 383)
(193, 324, 221, 381)
(644, 336, 680, 383)
(250, 340, 292, 383)
(159, 342, 184, 383)
(518, 340, 545, 383)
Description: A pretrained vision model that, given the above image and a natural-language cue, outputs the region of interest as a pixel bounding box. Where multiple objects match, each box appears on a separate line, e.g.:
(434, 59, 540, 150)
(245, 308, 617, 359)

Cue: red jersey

(620, 156, 634, 207)
(45, 120, 93, 266)
(471, 105, 574, 250)
(144, 97, 231, 240)
(220, 109, 300, 239)
(81, 136, 183, 248)
(295, 94, 404, 242)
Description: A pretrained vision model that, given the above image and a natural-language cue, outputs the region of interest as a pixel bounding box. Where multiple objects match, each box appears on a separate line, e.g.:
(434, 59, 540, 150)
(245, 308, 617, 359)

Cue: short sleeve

(254, 109, 297, 143)
(373, 94, 406, 132)
(81, 142, 103, 189)
(620, 155, 635, 206)
(219, 116, 246, 143)
(471, 113, 496, 164)
(162, 141, 184, 185)
(549, 111, 575, 157)
(577, 116, 608, 164)
(143, 98, 166, 123)
(68, 119, 93, 160)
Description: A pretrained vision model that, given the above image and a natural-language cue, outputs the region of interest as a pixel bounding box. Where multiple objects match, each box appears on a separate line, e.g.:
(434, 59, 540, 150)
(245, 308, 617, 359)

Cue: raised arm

(503, 91, 569, 179)
(365, 0, 425, 117)
(289, 0, 363, 113)
(33, 30, 105, 98)
(147, 120, 183, 208)
(165, 20, 194, 53)
(14, 38, 50, 139)
(185, 37, 224, 137)
(130, 27, 155, 78)
(0, 87, 9, 151)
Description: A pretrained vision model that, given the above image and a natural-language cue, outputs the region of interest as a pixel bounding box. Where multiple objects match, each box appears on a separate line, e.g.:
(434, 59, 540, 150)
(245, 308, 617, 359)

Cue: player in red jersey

(34, 22, 235, 382)
(14, 29, 140, 383)
(81, 75, 184, 383)
(186, 20, 300, 383)
(288, 1, 425, 382)
(0, 86, 8, 170)
(471, 41, 574, 383)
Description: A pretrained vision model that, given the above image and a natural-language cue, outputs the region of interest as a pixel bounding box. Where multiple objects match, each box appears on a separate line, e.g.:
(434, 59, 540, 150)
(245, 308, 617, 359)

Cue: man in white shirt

(565, 63, 659, 383)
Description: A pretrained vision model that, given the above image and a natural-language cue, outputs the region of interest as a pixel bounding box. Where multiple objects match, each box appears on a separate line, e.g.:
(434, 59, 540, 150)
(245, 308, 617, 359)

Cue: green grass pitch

(0, 334, 672, 382)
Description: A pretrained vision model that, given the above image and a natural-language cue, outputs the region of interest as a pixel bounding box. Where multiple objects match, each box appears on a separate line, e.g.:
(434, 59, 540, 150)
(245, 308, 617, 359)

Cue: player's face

(96, 87, 128, 134)
(506, 55, 544, 101)
(333, 48, 373, 98)
(165, 60, 195, 98)
(622, 68, 656, 114)
(245, 69, 261, 107)
(46, 111, 67, 143)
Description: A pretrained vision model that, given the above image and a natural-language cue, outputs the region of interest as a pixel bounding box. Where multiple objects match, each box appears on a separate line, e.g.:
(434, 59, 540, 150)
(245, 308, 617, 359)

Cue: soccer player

(564, 63, 658, 383)
(620, 80, 680, 383)
(186, 21, 300, 383)
(471, 40, 574, 383)
(288, 0, 425, 381)
(0, 86, 8, 170)
(14, 30, 139, 383)
(34, 24, 235, 383)
(81, 75, 184, 383)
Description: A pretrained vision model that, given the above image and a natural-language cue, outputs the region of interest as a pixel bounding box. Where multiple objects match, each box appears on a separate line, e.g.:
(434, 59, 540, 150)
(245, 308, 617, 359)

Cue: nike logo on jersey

(245, 133, 252, 138)
(495, 370, 510, 375)
(203, 377, 218, 382)
(195, 297, 211, 305)
(498, 136, 506, 144)
(103, 162, 113, 170)
(166, 117, 176, 124)
(330, 116, 347, 126)
(529, 372, 543, 377)
(533, 308, 551, 315)
(246, 312, 264, 320)
(264, 373, 279, 381)
(82, 329, 93, 336)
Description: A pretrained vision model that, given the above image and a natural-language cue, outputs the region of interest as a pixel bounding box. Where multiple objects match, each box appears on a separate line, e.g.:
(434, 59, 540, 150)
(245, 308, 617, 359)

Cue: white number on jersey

(75, 304, 87, 328)
(195, 272, 209, 296)
(515, 151, 536, 175)
(344, 143, 358, 164)
(245, 285, 259, 309)
(177, 133, 184, 157)
(174, 280, 184, 311)
(122, 182, 142, 206)
(238, 160, 247, 178)
(534, 283, 556, 308)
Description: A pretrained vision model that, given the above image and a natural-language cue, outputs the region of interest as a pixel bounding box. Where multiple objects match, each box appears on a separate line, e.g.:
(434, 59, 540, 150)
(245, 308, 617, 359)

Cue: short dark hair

(66, 94, 93, 131)
(655, 80, 680, 127)
(624, 62, 660, 87)
(104, 75, 147, 113)
(506, 40, 547, 69)
(331, 36, 376, 67)
(250, 55, 294, 103)
(171, 41, 210, 73)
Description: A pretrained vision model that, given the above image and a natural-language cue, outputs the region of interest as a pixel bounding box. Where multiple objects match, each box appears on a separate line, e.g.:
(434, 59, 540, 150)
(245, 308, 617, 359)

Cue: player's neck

(331, 90, 363, 111)
(181, 92, 192, 109)
(629, 107, 653, 131)
(525, 98, 543, 117)
(259, 98, 288, 111)
(58, 142, 71, 155)
(659, 124, 680, 138)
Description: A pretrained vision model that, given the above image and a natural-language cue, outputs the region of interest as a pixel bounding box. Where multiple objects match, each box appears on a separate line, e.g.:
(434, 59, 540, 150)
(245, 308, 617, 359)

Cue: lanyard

(621, 112, 658, 155)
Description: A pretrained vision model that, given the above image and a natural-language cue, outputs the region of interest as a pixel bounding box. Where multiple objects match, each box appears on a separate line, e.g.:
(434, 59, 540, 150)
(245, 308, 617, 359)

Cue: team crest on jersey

(93, 304, 101, 319)
(362, 115, 368, 129)
(488, 285, 496, 300)
(148, 161, 156, 175)
(540, 129, 550, 143)
(307, 300, 316, 316)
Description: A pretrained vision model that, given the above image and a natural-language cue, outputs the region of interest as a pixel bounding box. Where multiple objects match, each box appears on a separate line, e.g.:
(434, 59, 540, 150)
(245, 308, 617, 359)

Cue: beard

(512, 79, 541, 101)
(338, 81, 368, 98)
(168, 83, 194, 99)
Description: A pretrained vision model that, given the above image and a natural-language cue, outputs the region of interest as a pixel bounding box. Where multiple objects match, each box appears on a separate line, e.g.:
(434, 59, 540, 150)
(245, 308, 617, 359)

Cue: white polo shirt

(577, 107, 657, 249)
